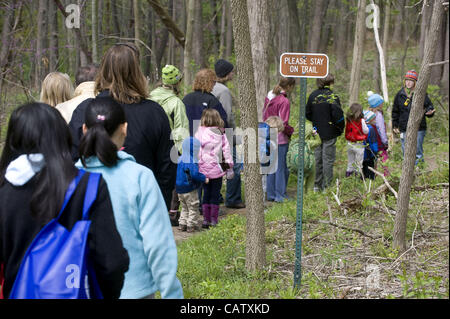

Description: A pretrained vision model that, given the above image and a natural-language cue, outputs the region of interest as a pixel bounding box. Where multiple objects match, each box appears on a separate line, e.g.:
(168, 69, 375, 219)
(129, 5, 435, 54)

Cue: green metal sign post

(293, 77, 307, 289)
(279, 52, 329, 290)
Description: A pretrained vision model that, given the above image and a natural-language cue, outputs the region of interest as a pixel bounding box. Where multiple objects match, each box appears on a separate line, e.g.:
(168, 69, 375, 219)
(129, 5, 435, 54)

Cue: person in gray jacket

(211, 59, 245, 209)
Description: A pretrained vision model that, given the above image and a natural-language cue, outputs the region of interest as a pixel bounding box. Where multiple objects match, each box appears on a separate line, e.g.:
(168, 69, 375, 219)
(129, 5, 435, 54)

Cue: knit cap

(162, 65, 182, 85)
(363, 110, 376, 123)
(214, 59, 234, 78)
(405, 70, 418, 81)
(367, 91, 384, 108)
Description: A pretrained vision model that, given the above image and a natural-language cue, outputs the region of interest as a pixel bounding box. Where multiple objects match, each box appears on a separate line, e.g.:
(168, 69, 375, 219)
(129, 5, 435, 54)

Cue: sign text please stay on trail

(280, 53, 329, 78)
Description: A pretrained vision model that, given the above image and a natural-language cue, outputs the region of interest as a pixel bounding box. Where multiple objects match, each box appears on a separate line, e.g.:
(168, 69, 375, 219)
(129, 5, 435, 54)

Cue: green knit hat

(162, 65, 182, 85)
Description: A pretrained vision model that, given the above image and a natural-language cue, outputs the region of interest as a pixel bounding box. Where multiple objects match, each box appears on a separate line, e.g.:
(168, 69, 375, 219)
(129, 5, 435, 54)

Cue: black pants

(202, 177, 223, 205)
(362, 158, 375, 180)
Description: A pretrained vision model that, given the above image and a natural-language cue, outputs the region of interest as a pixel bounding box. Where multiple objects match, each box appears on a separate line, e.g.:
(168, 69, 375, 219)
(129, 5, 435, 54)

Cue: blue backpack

(9, 169, 103, 299)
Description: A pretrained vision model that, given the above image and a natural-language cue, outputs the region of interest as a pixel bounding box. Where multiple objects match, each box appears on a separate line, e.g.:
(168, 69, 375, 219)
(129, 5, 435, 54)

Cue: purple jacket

(195, 126, 233, 179)
(374, 111, 388, 146)
(263, 90, 294, 145)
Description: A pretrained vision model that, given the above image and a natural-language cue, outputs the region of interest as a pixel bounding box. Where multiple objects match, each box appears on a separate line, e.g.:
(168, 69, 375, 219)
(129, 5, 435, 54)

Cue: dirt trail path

(172, 205, 249, 244)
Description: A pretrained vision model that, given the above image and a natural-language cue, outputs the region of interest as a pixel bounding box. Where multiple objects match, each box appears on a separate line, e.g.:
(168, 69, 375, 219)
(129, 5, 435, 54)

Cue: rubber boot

(210, 204, 220, 227)
(169, 210, 179, 227)
(202, 204, 211, 229)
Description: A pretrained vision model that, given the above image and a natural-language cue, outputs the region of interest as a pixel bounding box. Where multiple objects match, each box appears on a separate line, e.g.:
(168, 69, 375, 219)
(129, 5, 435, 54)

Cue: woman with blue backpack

(76, 97, 183, 299)
(0, 102, 129, 299)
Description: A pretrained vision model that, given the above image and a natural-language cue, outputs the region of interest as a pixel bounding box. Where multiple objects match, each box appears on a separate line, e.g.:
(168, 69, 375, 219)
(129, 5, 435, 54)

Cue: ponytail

(78, 97, 126, 168)
(272, 77, 296, 96)
(79, 123, 119, 167)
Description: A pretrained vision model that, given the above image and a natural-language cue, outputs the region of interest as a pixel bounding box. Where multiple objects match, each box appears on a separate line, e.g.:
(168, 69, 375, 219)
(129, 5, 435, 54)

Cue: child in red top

(345, 103, 369, 177)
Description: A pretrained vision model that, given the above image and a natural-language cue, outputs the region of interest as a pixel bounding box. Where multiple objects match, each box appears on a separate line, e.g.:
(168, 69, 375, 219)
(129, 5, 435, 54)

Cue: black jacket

(392, 88, 435, 132)
(69, 91, 177, 210)
(0, 172, 129, 299)
(182, 91, 229, 136)
(306, 88, 344, 141)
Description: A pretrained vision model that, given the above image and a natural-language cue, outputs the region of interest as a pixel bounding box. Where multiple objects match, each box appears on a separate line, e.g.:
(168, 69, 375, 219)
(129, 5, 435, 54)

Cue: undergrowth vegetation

(176, 45, 449, 299)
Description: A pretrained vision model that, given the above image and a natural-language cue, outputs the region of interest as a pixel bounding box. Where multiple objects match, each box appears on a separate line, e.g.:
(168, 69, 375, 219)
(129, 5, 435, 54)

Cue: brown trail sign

(280, 53, 329, 78)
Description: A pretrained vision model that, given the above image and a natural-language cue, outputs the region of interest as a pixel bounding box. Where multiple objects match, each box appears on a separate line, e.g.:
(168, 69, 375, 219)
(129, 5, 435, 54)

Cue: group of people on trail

(0, 35, 435, 300)
(264, 69, 435, 201)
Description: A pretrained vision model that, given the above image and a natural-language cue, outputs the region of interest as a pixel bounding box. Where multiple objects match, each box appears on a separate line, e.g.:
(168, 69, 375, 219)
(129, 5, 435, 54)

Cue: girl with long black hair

(0, 102, 129, 299)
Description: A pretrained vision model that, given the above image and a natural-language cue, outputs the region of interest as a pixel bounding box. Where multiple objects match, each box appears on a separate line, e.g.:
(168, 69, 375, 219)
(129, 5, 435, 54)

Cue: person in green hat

(150, 65, 190, 226)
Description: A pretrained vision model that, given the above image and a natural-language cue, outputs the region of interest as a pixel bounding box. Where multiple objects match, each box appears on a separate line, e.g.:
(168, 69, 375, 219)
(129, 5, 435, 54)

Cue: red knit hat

(405, 70, 418, 81)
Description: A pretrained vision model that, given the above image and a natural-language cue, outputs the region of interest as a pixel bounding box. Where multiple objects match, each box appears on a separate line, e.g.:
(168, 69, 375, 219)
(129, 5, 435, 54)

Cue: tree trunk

(349, 0, 366, 105)
(92, 0, 98, 64)
(0, 2, 14, 73)
(393, 0, 445, 253)
(219, 0, 226, 58)
(300, 0, 309, 50)
(111, 0, 121, 36)
(192, 0, 204, 68)
(184, 0, 195, 93)
(419, 0, 433, 61)
(307, 0, 325, 52)
(382, 0, 390, 68)
(0, 1, 14, 97)
(225, 0, 233, 59)
(210, 0, 219, 55)
(430, 12, 446, 85)
(287, 0, 302, 51)
(393, 0, 406, 43)
(440, 11, 449, 97)
(335, 0, 349, 70)
(48, 0, 59, 71)
(230, 0, 265, 272)
(35, 0, 48, 89)
(370, 0, 389, 104)
(247, 0, 270, 122)
(319, 0, 335, 53)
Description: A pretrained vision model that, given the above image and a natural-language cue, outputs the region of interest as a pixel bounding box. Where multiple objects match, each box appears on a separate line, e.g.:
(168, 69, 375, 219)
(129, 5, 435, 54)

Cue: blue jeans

(266, 143, 289, 202)
(226, 145, 243, 205)
(401, 130, 426, 165)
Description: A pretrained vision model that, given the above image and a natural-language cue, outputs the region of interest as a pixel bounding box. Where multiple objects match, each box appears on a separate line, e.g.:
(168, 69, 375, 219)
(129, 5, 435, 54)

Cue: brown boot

(187, 225, 199, 233)
(178, 224, 187, 232)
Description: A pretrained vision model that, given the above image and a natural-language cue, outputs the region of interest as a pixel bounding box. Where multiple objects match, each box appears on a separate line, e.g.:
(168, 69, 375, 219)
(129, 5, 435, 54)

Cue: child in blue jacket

(362, 110, 379, 180)
(76, 97, 183, 299)
(176, 137, 208, 232)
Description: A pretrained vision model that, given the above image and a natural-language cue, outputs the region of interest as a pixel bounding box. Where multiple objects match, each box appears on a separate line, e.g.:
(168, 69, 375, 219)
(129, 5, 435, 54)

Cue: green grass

(175, 44, 449, 299)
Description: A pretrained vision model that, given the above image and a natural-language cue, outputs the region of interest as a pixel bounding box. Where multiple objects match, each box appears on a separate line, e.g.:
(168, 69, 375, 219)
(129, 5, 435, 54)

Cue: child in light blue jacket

(76, 97, 183, 299)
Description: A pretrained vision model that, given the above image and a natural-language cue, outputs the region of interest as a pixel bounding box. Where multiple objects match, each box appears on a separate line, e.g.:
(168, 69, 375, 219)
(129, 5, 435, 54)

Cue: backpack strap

(56, 169, 85, 220)
(81, 172, 101, 221)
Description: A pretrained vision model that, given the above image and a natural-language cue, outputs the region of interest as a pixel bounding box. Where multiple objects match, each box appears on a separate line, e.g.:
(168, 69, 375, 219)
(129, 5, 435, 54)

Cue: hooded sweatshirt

(75, 151, 183, 299)
(0, 154, 129, 299)
(149, 87, 189, 153)
(263, 90, 294, 145)
(176, 137, 206, 194)
(56, 81, 96, 123)
(195, 126, 233, 179)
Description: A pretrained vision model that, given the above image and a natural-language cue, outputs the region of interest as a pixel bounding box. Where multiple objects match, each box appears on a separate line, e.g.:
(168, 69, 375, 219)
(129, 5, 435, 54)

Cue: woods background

(0, 0, 448, 102)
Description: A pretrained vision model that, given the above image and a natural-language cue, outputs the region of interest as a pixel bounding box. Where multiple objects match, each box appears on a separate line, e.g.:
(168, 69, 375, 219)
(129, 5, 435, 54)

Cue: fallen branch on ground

(316, 220, 381, 240)
(368, 166, 398, 199)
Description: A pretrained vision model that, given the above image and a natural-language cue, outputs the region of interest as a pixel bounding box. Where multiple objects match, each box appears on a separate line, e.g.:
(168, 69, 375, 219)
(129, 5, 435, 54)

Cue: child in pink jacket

(195, 108, 233, 228)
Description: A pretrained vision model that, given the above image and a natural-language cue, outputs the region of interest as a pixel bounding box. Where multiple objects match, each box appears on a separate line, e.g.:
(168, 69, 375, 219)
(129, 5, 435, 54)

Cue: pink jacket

(195, 126, 233, 179)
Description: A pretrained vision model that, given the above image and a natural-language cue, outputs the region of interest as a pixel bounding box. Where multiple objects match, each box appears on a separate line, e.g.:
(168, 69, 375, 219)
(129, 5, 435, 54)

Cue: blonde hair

(265, 116, 284, 132)
(40, 72, 74, 107)
(95, 43, 149, 104)
(193, 69, 216, 93)
(201, 108, 224, 128)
